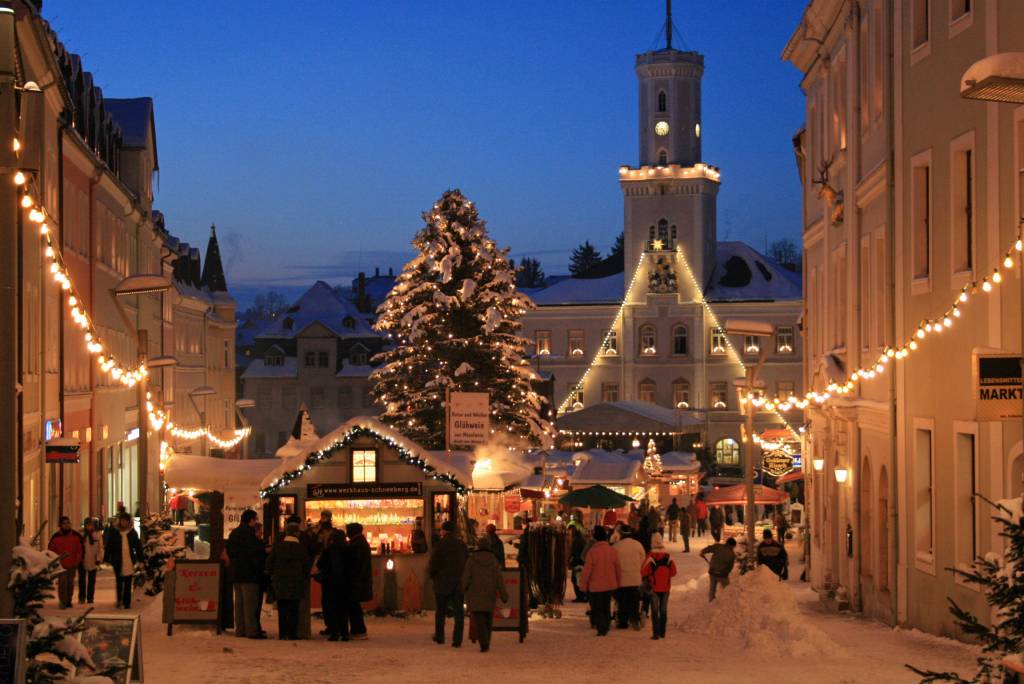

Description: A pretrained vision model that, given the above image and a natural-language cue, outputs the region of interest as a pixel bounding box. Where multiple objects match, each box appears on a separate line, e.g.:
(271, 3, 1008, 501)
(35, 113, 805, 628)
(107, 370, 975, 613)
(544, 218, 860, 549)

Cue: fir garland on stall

(908, 494, 1024, 683)
(370, 189, 553, 450)
(137, 513, 186, 596)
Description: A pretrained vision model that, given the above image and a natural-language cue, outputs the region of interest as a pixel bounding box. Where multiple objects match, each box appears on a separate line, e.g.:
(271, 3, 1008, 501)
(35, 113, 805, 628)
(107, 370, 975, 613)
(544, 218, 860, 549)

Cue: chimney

(374, 267, 379, 277)
(388, 267, 393, 276)
(357, 272, 366, 297)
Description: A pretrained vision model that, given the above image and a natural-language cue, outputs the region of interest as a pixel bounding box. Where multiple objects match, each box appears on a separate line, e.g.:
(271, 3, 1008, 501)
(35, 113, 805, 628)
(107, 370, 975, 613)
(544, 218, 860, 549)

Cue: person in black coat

(226, 510, 268, 639)
(317, 528, 349, 641)
(428, 521, 468, 647)
(266, 522, 313, 640)
(102, 512, 143, 609)
(345, 523, 372, 640)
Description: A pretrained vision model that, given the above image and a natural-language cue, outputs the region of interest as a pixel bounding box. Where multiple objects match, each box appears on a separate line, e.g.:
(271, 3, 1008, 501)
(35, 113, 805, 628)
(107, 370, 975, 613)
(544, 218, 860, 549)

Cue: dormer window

(342, 315, 356, 330)
(265, 345, 285, 367)
(282, 317, 294, 331)
(350, 343, 370, 366)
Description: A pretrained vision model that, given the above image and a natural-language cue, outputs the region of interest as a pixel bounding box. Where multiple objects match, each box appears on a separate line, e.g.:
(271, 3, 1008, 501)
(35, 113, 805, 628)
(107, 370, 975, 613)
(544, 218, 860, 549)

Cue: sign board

(0, 619, 27, 684)
(45, 437, 80, 464)
(762, 448, 795, 478)
(447, 391, 489, 447)
(76, 614, 142, 684)
(491, 566, 528, 642)
(223, 488, 261, 538)
(163, 559, 222, 635)
(503, 493, 523, 513)
(306, 482, 423, 500)
(976, 354, 1022, 421)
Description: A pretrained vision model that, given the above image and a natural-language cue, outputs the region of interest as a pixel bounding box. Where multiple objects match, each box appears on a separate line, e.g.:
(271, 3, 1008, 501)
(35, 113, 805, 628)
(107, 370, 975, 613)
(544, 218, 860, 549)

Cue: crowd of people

(46, 509, 144, 610)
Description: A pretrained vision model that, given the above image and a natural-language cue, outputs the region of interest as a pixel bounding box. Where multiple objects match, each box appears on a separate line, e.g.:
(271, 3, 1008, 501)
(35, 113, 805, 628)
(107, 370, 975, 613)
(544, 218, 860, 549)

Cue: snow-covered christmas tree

(371, 189, 553, 449)
(908, 493, 1024, 683)
(138, 513, 185, 596)
(643, 438, 663, 478)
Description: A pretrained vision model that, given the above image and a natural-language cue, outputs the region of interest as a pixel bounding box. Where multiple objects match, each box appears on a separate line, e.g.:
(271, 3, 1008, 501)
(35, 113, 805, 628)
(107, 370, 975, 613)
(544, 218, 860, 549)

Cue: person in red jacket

(48, 516, 84, 609)
(641, 533, 677, 640)
(579, 525, 621, 636)
(694, 495, 709, 537)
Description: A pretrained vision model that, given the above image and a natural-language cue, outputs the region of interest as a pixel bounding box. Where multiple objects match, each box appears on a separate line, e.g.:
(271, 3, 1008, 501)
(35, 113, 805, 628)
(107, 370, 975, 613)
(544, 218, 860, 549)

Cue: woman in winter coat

(316, 529, 350, 641)
(462, 537, 509, 653)
(78, 518, 104, 604)
(266, 522, 313, 640)
(641, 533, 677, 640)
(579, 525, 621, 636)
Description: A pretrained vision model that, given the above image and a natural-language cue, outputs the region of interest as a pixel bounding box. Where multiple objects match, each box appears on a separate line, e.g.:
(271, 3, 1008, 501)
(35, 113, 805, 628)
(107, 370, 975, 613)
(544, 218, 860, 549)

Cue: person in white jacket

(78, 517, 104, 604)
(613, 528, 646, 629)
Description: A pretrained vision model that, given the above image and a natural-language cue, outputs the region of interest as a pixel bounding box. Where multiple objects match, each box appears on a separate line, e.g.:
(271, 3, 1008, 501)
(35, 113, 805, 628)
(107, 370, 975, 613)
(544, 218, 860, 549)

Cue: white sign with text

(448, 391, 490, 447)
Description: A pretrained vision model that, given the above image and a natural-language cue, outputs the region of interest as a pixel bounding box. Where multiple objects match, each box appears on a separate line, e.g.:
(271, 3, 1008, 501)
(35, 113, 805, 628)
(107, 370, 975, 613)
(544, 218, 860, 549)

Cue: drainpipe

(57, 109, 68, 518)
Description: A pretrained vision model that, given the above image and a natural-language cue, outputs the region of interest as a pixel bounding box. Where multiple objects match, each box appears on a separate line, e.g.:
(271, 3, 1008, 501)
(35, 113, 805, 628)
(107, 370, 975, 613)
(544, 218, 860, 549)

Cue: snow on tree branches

(138, 513, 185, 596)
(371, 189, 553, 449)
(908, 494, 1024, 683)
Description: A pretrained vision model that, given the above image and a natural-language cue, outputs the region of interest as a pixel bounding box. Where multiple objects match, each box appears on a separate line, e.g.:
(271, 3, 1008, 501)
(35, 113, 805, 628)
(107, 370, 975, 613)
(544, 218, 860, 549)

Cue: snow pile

(672, 566, 844, 658)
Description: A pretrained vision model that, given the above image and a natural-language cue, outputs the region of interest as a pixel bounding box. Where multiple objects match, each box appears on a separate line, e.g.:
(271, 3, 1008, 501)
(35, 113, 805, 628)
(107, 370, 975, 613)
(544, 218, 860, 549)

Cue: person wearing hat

(429, 521, 468, 646)
(462, 536, 509, 653)
(641, 533, 677, 639)
(265, 521, 312, 640)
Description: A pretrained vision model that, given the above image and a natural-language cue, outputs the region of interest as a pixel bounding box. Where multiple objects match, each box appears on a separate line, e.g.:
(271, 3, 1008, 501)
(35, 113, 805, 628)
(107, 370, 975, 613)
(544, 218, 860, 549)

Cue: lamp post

(960, 55, 1024, 452)
(725, 319, 774, 563)
(112, 274, 172, 516)
(188, 386, 216, 457)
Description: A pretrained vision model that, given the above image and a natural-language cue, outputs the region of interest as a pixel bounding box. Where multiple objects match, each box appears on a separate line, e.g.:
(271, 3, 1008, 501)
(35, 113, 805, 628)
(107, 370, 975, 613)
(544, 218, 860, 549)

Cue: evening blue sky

(44, 1, 808, 305)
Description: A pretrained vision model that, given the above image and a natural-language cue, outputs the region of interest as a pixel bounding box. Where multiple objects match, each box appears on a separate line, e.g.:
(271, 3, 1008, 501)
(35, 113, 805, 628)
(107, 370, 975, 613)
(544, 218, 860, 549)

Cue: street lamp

(960, 54, 1024, 449)
(112, 274, 172, 515)
(724, 318, 774, 561)
(188, 386, 216, 457)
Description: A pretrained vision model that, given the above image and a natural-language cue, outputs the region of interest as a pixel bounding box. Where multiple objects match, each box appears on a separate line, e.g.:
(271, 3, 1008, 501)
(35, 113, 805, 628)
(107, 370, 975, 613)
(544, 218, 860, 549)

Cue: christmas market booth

(258, 416, 470, 612)
(554, 400, 704, 452)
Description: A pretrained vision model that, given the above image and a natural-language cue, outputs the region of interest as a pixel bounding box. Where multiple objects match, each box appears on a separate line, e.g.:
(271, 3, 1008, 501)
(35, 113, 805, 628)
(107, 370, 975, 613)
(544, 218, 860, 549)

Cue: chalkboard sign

(76, 614, 142, 684)
(491, 566, 528, 643)
(0, 619, 26, 684)
(163, 559, 222, 635)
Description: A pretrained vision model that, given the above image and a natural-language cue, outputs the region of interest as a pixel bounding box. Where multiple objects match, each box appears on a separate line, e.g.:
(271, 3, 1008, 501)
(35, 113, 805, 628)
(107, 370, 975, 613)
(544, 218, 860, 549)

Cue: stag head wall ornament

(812, 155, 845, 226)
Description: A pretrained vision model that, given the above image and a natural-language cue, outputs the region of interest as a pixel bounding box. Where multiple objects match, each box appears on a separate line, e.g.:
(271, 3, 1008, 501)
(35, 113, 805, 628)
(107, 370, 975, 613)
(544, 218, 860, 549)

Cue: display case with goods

(304, 497, 423, 554)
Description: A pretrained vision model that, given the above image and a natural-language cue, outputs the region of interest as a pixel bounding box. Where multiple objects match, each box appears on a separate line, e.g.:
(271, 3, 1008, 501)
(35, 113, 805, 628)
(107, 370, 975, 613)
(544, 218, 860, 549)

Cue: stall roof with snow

(556, 401, 703, 435)
(164, 453, 280, 493)
(570, 450, 643, 486)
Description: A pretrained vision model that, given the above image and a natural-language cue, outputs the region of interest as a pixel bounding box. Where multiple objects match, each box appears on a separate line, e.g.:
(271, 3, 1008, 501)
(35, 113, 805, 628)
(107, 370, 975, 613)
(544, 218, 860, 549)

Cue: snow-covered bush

(137, 513, 185, 595)
(908, 494, 1024, 683)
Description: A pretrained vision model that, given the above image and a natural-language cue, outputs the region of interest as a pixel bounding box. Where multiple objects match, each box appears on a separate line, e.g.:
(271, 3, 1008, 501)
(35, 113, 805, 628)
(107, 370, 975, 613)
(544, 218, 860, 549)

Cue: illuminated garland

(259, 424, 468, 497)
(747, 228, 1024, 413)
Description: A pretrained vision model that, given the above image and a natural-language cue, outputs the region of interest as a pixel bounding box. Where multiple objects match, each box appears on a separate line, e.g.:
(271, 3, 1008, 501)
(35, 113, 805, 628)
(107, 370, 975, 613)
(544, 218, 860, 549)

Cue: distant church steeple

(201, 224, 228, 292)
(665, 0, 673, 50)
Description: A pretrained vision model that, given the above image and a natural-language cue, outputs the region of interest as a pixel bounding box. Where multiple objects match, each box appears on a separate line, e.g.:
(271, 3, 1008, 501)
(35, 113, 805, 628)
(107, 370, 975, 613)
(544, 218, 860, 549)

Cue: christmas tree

(9, 540, 122, 683)
(643, 438, 663, 478)
(371, 189, 552, 449)
(138, 513, 185, 596)
(908, 494, 1024, 683)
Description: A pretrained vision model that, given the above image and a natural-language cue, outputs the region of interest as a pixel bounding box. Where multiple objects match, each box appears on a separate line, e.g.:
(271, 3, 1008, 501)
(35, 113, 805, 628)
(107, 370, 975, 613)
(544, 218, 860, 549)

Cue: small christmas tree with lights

(371, 189, 552, 449)
(643, 438, 663, 478)
(908, 494, 1024, 683)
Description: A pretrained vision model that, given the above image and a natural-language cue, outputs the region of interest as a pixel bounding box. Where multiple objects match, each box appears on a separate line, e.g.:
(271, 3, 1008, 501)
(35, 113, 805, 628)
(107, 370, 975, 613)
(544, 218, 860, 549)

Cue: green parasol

(558, 484, 633, 509)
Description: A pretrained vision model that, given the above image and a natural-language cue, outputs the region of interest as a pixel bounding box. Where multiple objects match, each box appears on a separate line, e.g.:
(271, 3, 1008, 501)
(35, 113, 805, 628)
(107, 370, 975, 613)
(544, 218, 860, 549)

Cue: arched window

(877, 465, 889, 590)
(673, 325, 688, 355)
(638, 378, 656, 403)
(714, 438, 740, 465)
(672, 379, 690, 409)
(860, 456, 873, 581)
(639, 324, 657, 355)
(657, 90, 667, 112)
(657, 218, 670, 244)
(658, 149, 668, 166)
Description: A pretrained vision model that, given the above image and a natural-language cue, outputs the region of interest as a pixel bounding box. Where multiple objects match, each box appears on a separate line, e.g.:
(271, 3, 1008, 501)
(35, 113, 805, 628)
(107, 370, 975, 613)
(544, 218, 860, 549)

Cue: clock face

(655, 121, 670, 136)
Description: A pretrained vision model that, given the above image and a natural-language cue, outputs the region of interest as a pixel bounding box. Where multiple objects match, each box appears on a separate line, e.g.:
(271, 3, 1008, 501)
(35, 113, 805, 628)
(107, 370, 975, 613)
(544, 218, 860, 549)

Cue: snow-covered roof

(557, 401, 703, 433)
(256, 281, 376, 340)
(660, 451, 701, 474)
(105, 97, 156, 163)
(707, 242, 801, 302)
(529, 273, 624, 306)
(165, 454, 279, 492)
(335, 363, 373, 378)
(571, 450, 642, 485)
(240, 357, 297, 380)
(962, 52, 1024, 92)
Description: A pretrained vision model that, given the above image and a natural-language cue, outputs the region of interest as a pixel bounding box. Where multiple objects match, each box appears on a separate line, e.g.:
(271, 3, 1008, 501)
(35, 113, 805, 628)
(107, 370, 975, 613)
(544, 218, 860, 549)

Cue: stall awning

(165, 454, 280, 492)
(705, 483, 789, 506)
(570, 451, 641, 486)
(775, 471, 805, 485)
(556, 401, 703, 435)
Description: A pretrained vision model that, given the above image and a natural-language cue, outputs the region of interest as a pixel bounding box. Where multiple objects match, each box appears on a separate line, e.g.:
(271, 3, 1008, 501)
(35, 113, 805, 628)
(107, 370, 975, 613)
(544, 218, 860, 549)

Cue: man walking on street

(678, 504, 691, 553)
(756, 529, 789, 580)
(103, 512, 143, 610)
(666, 498, 680, 543)
(429, 521, 468, 647)
(700, 537, 737, 601)
(226, 510, 267, 639)
(462, 536, 509, 653)
(709, 505, 724, 542)
(48, 516, 83, 609)
(612, 527, 646, 630)
(695, 495, 709, 537)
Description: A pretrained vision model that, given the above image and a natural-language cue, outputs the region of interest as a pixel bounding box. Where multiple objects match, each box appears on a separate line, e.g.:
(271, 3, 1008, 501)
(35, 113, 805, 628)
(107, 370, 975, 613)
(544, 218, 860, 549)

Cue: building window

(872, 5, 883, 119)
(342, 315, 356, 329)
(639, 324, 657, 355)
(304, 351, 317, 367)
(710, 328, 727, 355)
(951, 0, 971, 22)
(567, 386, 583, 410)
(743, 335, 760, 355)
(672, 379, 690, 409)
(318, 351, 329, 367)
(601, 383, 619, 403)
(860, 236, 872, 351)
(952, 143, 973, 274)
(657, 90, 667, 112)
(776, 326, 794, 354)
(913, 0, 930, 48)
(338, 386, 353, 409)
(672, 325, 688, 355)
(352, 449, 377, 483)
(535, 330, 551, 356)
(603, 329, 618, 355)
(658, 149, 667, 166)
(223, 340, 229, 368)
(710, 382, 728, 410)
(914, 423, 934, 562)
(912, 160, 931, 281)
(874, 235, 886, 348)
(568, 329, 585, 356)
(714, 438, 740, 465)
(860, 457, 873, 577)
(309, 387, 325, 409)
(776, 380, 795, 398)
(266, 352, 284, 367)
(351, 348, 369, 366)
(638, 379, 656, 404)
(955, 429, 978, 568)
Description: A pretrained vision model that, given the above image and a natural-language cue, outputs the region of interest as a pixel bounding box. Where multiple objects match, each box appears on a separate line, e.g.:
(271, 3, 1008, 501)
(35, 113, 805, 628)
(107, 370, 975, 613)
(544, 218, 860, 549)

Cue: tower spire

(666, 0, 673, 50)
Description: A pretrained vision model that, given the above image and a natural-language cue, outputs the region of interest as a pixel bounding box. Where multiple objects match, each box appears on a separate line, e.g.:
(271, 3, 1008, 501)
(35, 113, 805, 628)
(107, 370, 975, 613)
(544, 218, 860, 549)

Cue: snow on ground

(50, 533, 979, 683)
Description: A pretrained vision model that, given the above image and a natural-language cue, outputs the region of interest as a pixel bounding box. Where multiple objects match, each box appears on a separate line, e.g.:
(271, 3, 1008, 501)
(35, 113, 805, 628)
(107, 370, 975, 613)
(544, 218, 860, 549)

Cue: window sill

(910, 41, 931, 66)
(911, 277, 932, 296)
(949, 12, 973, 39)
(950, 269, 973, 291)
(914, 551, 936, 576)
(954, 562, 981, 591)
